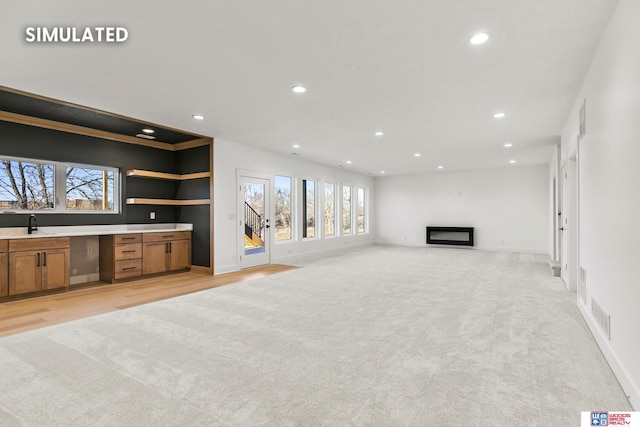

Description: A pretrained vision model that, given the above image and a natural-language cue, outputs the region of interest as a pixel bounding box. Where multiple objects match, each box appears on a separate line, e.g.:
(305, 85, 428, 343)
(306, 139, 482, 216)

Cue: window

(66, 166, 115, 211)
(342, 185, 352, 235)
(302, 179, 315, 238)
(357, 187, 366, 233)
(0, 156, 119, 213)
(274, 175, 292, 241)
(0, 159, 54, 210)
(324, 183, 336, 237)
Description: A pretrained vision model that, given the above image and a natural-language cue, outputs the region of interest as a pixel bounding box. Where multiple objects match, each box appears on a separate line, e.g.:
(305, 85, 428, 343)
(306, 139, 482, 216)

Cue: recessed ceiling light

(291, 85, 307, 94)
(414, 153, 421, 157)
(504, 143, 513, 148)
(380, 171, 385, 174)
(493, 112, 506, 119)
(292, 144, 300, 148)
(509, 159, 516, 164)
(470, 32, 490, 45)
(437, 166, 444, 169)
(135, 133, 156, 140)
(374, 131, 384, 137)
(142, 128, 155, 134)
(346, 160, 352, 164)
(192, 114, 205, 120)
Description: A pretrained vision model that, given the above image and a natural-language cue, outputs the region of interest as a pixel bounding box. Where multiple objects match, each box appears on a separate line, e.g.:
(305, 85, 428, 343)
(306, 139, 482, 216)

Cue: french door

(239, 176, 271, 268)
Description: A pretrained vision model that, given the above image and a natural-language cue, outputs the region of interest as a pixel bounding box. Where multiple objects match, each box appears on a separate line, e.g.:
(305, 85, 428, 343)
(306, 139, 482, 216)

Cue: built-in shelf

(126, 198, 210, 206)
(126, 169, 211, 180)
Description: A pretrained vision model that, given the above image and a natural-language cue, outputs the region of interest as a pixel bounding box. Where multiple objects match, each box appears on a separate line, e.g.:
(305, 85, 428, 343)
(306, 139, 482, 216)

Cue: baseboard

(578, 302, 639, 410)
(214, 265, 240, 275)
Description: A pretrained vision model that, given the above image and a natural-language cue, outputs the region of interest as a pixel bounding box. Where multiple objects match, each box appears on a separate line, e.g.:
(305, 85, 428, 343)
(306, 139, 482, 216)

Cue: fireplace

(426, 226, 474, 246)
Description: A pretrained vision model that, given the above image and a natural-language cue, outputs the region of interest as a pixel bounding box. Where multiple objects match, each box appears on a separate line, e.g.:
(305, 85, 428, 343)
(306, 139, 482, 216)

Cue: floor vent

(578, 266, 587, 305)
(591, 298, 610, 340)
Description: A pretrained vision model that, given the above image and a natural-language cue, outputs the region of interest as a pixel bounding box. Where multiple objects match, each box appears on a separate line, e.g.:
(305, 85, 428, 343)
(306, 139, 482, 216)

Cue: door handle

(43, 252, 47, 266)
(265, 224, 271, 229)
(559, 227, 564, 231)
(37, 252, 40, 267)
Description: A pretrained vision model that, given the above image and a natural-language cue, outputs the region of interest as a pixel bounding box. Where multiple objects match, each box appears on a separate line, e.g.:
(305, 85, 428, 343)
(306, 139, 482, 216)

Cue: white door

(239, 176, 271, 268)
(561, 158, 577, 291)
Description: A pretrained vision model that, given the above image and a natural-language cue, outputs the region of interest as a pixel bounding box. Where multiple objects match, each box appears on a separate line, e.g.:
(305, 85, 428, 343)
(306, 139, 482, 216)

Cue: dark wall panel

(178, 205, 210, 267)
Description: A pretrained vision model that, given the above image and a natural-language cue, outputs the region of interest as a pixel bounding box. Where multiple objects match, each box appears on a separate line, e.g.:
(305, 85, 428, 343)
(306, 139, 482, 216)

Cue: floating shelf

(126, 169, 211, 181)
(126, 198, 210, 206)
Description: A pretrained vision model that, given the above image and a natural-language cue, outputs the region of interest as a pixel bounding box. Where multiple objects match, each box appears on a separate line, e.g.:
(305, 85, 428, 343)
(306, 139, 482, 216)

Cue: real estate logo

(591, 411, 609, 426)
(25, 26, 128, 43)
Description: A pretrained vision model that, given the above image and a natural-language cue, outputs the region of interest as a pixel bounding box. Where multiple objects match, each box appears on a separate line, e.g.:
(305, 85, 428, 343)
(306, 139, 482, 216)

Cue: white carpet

(0, 246, 631, 426)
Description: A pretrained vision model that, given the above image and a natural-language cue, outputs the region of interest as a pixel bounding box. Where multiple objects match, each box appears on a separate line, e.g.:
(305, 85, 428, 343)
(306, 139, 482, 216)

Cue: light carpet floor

(0, 246, 632, 426)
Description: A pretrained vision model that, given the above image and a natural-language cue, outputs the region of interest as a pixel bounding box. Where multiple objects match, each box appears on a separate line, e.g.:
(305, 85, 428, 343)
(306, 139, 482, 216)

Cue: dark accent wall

(175, 144, 211, 267)
(0, 120, 211, 267)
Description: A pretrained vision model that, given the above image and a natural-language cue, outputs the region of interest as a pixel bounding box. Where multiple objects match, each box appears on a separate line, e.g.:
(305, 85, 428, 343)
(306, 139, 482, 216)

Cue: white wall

(560, 0, 640, 409)
(214, 139, 376, 273)
(375, 166, 548, 253)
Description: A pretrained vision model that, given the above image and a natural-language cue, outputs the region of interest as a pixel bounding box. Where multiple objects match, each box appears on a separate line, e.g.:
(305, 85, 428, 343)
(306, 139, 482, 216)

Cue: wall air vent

(591, 298, 610, 340)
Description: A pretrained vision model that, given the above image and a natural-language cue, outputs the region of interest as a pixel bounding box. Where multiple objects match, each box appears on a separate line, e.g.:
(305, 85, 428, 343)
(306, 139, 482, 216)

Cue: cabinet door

(9, 250, 41, 295)
(0, 252, 8, 297)
(168, 239, 191, 271)
(143, 241, 168, 275)
(41, 248, 70, 291)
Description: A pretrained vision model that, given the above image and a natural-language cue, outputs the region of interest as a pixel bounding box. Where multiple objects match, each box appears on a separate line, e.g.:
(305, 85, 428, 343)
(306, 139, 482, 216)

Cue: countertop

(0, 223, 193, 240)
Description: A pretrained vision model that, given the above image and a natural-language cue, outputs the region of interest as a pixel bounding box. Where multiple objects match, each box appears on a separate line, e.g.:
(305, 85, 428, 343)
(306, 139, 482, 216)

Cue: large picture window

(342, 185, 352, 235)
(302, 179, 316, 238)
(274, 175, 292, 241)
(324, 183, 336, 237)
(0, 156, 119, 213)
(357, 187, 366, 234)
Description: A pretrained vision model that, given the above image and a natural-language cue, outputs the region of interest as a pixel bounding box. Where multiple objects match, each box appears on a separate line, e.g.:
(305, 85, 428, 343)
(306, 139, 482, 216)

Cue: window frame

(342, 184, 353, 236)
(274, 174, 294, 243)
(0, 155, 120, 214)
(301, 178, 317, 239)
(324, 181, 336, 238)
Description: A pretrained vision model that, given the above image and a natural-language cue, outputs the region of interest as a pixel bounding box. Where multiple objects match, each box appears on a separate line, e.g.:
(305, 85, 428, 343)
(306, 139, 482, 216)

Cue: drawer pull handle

(122, 237, 136, 240)
(122, 250, 137, 253)
(121, 267, 137, 271)
(162, 235, 174, 238)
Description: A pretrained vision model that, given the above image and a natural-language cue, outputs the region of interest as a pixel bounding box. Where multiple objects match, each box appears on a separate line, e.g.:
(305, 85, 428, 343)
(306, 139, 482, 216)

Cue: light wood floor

(0, 264, 296, 338)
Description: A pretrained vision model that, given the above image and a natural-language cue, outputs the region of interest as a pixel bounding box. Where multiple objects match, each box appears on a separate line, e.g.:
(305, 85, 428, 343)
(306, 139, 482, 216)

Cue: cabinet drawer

(114, 259, 142, 279)
(114, 234, 141, 244)
(142, 231, 191, 242)
(114, 243, 142, 260)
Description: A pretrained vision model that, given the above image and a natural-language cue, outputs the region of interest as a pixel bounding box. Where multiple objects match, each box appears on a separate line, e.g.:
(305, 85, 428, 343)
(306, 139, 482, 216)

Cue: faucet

(28, 214, 38, 234)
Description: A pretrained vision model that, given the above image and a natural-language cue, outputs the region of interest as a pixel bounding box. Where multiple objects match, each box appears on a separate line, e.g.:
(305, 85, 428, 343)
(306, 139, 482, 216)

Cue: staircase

(244, 202, 264, 248)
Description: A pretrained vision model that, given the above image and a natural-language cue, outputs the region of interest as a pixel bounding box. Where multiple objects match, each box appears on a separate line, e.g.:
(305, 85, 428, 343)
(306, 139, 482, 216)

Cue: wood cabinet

(99, 234, 143, 283)
(7, 237, 70, 296)
(142, 231, 191, 275)
(99, 231, 191, 282)
(0, 240, 7, 297)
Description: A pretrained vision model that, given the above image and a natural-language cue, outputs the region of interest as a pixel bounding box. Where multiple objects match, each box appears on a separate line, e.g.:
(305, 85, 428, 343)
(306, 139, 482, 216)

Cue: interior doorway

(238, 175, 271, 269)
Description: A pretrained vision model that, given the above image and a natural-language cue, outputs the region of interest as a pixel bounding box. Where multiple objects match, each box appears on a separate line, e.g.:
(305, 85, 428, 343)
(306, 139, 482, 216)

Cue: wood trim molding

(126, 169, 211, 180)
(173, 138, 212, 151)
(190, 265, 212, 275)
(125, 198, 211, 206)
(0, 110, 175, 151)
(209, 139, 215, 276)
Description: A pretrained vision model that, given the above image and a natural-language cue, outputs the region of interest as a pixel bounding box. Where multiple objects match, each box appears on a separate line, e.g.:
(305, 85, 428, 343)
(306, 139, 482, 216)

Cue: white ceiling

(1, 0, 619, 176)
